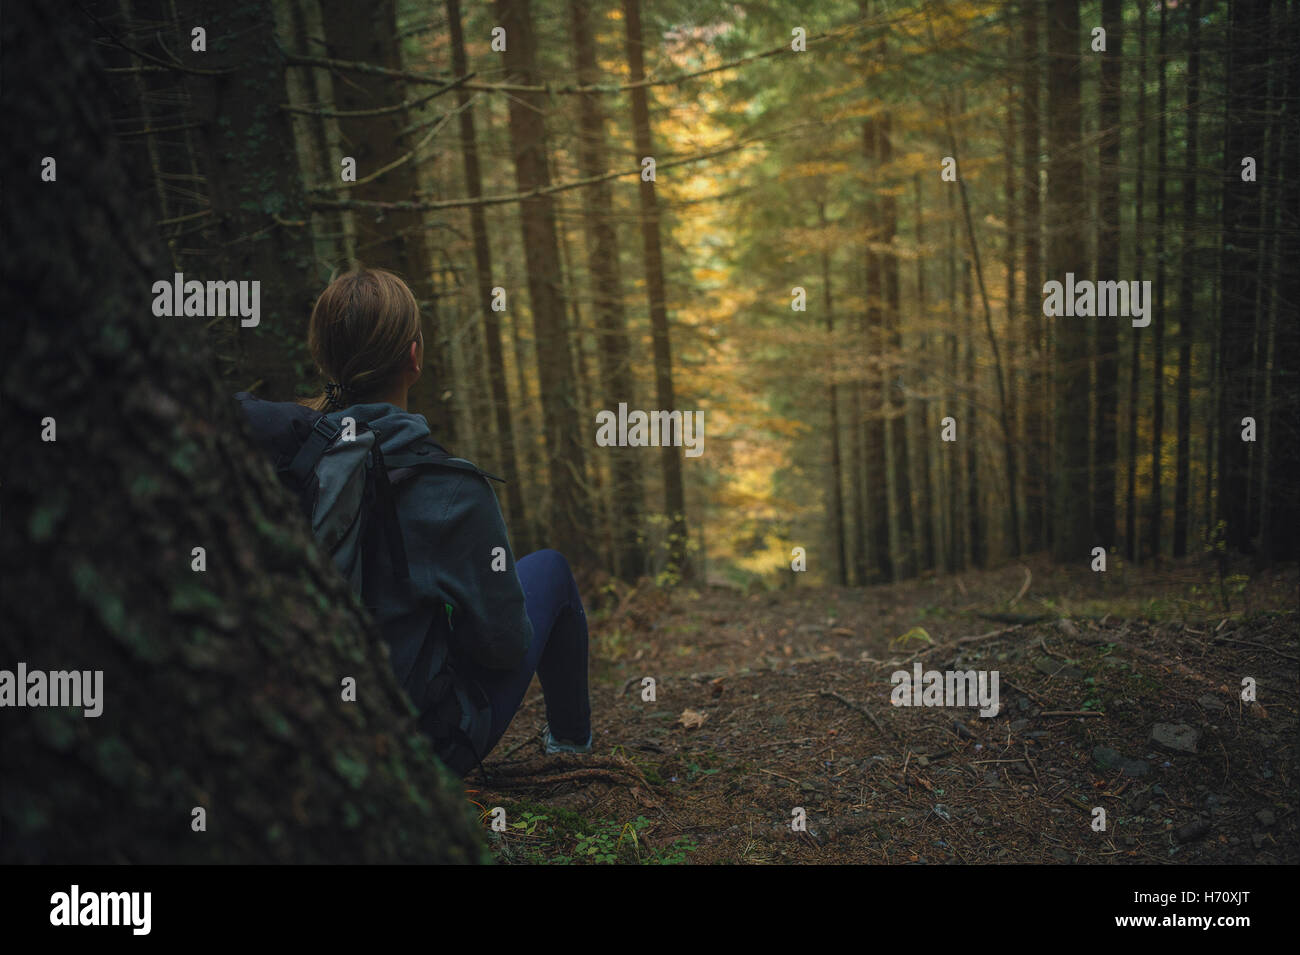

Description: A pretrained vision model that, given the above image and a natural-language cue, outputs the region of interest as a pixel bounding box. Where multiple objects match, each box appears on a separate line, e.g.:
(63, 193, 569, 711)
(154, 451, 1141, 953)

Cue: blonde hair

(303, 268, 422, 412)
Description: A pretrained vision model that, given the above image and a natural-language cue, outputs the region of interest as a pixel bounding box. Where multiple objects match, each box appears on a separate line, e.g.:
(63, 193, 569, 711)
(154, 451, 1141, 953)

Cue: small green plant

(510, 810, 549, 836)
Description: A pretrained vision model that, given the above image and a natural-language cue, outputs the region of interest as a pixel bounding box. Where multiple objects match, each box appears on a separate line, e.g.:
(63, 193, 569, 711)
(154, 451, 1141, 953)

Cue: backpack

(234, 393, 501, 773)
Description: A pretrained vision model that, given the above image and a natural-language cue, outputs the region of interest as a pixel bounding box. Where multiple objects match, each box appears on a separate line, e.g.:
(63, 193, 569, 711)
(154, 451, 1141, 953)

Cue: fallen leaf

(679, 708, 709, 730)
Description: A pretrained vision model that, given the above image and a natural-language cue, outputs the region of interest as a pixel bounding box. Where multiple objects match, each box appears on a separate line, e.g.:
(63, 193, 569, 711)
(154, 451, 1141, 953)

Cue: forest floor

(470, 556, 1298, 864)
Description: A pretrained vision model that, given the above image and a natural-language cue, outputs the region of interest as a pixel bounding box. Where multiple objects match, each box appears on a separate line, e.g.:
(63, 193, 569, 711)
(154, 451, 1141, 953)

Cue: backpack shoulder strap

(385, 440, 504, 483)
(287, 415, 342, 487)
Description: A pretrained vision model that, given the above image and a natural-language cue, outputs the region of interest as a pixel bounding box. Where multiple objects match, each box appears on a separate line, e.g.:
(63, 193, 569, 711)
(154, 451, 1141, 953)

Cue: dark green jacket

(329, 402, 532, 763)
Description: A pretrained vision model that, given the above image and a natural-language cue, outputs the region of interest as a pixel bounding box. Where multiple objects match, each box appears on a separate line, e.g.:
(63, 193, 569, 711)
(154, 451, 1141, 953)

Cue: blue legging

(463, 549, 591, 757)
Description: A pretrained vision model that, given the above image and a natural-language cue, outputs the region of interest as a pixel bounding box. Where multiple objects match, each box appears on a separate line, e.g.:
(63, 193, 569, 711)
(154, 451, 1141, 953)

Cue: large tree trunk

(0, 0, 482, 863)
(622, 0, 690, 579)
(1047, 0, 1089, 562)
(571, 0, 646, 581)
(497, 0, 593, 564)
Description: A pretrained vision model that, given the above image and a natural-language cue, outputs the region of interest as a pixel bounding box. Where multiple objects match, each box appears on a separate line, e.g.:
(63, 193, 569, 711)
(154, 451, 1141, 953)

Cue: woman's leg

(471, 549, 591, 756)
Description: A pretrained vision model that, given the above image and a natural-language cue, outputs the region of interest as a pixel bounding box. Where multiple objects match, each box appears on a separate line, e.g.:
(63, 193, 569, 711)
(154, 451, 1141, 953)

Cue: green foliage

(488, 802, 697, 866)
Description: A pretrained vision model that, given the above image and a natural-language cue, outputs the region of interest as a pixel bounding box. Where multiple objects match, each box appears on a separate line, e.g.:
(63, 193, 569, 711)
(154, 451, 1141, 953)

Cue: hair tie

(324, 380, 350, 411)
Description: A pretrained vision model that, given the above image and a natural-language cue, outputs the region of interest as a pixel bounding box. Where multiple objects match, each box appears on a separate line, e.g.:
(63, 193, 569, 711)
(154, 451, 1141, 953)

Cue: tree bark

(821, 205, 849, 587)
(318, 0, 457, 439)
(1147, 0, 1168, 560)
(879, 113, 915, 579)
(1264, 0, 1300, 560)
(1173, 0, 1200, 558)
(0, 0, 483, 863)
(1020, 0, 1047, 554)
(1094, 0, 1121, 551)
(167, 0, 321, 402)
(913, 175, 937, 572)
(1126, 0, 1147, 562)
(1218, 0, 1270, 553)
(863, 117, 891, 582)
(964, 258, 985, 568)
(497, 0, 593, 564)
(445, 0, 529, 550)
(1047, 0, 1089, 562)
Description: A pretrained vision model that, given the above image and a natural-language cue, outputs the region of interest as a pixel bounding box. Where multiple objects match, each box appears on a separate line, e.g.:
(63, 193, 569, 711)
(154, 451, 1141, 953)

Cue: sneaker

(542, 723, 592, 755)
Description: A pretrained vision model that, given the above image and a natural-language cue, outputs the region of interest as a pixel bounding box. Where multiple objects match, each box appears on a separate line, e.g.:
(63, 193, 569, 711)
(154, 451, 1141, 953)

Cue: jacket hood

(325, 402, 432, 456)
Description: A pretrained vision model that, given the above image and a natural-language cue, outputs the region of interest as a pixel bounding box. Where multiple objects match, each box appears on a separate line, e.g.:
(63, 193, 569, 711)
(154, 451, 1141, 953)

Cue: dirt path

(473, 559, 1299, 864)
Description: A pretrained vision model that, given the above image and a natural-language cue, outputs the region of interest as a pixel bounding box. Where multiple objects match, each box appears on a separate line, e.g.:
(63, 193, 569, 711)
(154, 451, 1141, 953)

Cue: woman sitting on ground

(303, 267, 591, 776)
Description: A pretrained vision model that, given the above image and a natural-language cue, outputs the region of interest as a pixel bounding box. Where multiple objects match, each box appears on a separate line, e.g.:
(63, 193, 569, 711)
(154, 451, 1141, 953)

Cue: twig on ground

(1010, 564, 1032, 608)
(1213, 636, 1299, 663)
(817, 690, 889, 737)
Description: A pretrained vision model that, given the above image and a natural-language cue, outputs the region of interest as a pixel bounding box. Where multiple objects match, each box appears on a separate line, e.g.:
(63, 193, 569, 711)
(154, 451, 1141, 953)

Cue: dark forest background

(82, 0, 1300, 587)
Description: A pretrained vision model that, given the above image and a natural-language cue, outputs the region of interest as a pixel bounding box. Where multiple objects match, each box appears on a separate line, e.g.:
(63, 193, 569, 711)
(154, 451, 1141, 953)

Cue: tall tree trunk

(1218, 0, 1269, 553)
(879, 113, 915, 579)
(1126, 0, 1147, 562)
(1021, 0, 1047, 553)
(1265, 0, 1300, 560)
(166, 0, 320, 402)
(849, 353, 869, 584)
(942, 91, 1020, 560)
(1250, 0, 1287, 563)
(445, 0, 529, 549)
(276, 0, 352, 277)
(1173, 0, 1201, 558)
(497, 0, 593, 564)
(913, 175, 937, 572)
(964, 259, 985, 567)
(556, 199, 608, 564)
(1004, 62, 1020, 556)
(1147, 0, 1168, 560)
(945, 183, 962, 572)
(571, 0, 646, 580)
(319, 0, 456, 438)
(1047, 0, 1089, 562)
(1094, 0, 1121, 551)
(863, 117, 891, 582)
(0, 0, 482, 863)
(622, 0, 689, 579)
(821, 205, 849, 586)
